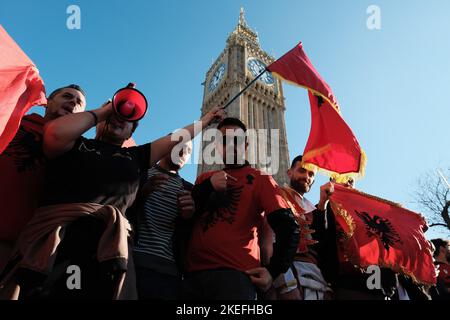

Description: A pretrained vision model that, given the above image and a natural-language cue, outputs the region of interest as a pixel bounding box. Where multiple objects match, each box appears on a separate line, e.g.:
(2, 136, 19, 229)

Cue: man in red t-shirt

(0, 85, 86, 274)
(184, 117, 299, 299)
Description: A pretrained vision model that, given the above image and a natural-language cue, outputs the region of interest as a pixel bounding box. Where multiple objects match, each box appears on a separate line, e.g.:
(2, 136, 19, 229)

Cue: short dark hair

(431, 238, 449, 258)
(217, 117, 247, 132)
(291, 155, 303, 168)
(47, 84, 86, 101)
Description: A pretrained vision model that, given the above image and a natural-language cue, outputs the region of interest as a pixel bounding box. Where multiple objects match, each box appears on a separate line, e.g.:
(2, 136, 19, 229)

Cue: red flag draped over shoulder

(0, 25, 47, 154)
(267, 42, 366, 180)
(329, 184, 436, 285)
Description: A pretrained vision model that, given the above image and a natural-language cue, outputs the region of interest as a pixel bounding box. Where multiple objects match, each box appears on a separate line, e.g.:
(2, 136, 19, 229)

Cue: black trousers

(135, 266, 180, 300)
(182, 268, 256, 300)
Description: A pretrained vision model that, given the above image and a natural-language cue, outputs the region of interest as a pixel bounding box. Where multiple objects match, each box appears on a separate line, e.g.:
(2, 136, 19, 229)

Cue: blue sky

(1, 0, 449, 238)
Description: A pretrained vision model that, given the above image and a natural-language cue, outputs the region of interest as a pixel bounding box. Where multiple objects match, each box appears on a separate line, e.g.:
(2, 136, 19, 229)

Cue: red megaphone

(112, 83, 148, 121)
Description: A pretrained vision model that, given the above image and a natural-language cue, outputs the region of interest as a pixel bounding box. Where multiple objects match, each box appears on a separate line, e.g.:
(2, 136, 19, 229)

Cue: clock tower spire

(239, 7, 247, 27)
(197, 8, 290, 185)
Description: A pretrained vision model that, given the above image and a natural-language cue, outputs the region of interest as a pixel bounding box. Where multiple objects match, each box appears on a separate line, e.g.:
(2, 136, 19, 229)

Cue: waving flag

(0, 25, 47, 154)
(268, 42, 339, 110)
(303, 91, 365, 178)
(329, 184, 436, 285)
(267, 42, 366, 180)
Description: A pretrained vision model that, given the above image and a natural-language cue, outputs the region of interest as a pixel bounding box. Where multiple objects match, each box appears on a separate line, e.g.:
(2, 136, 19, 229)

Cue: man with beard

(266, 155, 334, 300)
(132, 140, 195, 300)
(1, 96, 225, 299)
(183, 117, 299, 300)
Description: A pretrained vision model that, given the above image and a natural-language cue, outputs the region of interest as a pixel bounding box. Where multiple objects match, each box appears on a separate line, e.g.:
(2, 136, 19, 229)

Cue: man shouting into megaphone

(0, 85, 225, 300)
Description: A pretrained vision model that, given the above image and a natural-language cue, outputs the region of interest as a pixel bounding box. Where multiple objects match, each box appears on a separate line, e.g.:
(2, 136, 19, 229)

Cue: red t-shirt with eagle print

(0, 114, 46, 242)
(187, 163, 290, 273)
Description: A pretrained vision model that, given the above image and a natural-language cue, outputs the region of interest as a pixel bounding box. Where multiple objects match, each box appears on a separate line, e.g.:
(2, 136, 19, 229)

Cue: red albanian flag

(0, 24, 47, 154)
(303, 91, 365, 178)
(267, 42, 339, 110)
(329, 184, 437, 285)
(267, 42, 366, 180)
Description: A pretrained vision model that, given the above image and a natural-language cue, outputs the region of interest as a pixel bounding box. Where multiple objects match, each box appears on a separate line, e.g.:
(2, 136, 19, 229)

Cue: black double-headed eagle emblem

(355, 210, 403, 250)
(4, 127, 44, 173)
(201, 184, 244, 232)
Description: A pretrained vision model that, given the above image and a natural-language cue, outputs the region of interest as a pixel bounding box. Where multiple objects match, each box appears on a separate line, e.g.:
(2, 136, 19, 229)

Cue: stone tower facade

(197, 9, 290, 185)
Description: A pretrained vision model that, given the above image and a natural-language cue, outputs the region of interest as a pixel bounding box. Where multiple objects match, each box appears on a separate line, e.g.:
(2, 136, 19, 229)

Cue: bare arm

(44, 102, 224, 164)
(148, 107, 225, 166)
(43, 101, 113, 159)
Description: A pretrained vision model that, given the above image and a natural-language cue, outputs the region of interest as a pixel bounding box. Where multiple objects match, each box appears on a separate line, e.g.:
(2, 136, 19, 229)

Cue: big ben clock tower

(197, 8, 290, 185)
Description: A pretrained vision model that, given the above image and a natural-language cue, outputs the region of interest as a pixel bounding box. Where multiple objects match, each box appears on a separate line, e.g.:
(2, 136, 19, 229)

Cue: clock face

(208, 63, 226, 92)
(247, 58, 274, 85)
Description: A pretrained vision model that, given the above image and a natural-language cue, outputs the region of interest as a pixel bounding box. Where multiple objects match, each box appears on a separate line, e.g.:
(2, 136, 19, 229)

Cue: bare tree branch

(429, 223, 448, 228)
(413, 167, 450, 234)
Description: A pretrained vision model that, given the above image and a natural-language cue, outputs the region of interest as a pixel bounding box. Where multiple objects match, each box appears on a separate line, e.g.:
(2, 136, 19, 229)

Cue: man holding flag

(0, 85, 87, 275)
(0, 25, 89, 277)
(264, 41, 436, 299)
(267, 155, 334, 300)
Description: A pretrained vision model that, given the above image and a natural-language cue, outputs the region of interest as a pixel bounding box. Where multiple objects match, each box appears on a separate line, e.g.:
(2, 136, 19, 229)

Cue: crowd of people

(0, 84, 448, 300)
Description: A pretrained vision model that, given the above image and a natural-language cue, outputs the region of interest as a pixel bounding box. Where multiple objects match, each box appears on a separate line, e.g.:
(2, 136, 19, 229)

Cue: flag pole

(221, 68, 267, 110)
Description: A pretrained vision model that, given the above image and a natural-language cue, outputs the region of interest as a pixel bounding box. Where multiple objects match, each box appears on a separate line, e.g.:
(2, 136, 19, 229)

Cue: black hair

(431, 238, 449, 258)
(217, 117, 247, 132)
(290, 155, 303, 168)
(131, 121, 139, 133)
(47, 84, 86, 101)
